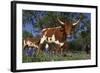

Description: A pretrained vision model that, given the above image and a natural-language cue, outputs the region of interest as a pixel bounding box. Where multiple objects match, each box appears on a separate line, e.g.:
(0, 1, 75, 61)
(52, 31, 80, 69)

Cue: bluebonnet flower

(25, 47, 36, 57)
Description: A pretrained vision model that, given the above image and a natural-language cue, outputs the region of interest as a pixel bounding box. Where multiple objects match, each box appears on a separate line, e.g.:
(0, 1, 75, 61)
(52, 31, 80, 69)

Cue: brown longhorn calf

(23, 37, 40, 55)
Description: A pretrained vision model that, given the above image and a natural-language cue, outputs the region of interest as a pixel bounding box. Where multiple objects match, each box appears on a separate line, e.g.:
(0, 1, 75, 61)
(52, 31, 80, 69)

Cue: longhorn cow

(39, 18, 80, 55)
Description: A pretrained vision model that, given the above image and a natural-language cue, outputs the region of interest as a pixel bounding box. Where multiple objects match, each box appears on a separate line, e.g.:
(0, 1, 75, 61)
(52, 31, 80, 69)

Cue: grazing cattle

(39, 18, 80, 54)
(23, 37, 40, 56)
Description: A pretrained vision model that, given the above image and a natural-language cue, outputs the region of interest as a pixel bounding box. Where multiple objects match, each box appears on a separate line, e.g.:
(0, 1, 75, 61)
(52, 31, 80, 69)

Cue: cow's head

(58, 18, 80, 37)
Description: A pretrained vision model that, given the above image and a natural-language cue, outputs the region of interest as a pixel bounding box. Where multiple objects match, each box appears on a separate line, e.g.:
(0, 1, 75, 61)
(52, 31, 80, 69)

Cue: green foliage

(23, 10, 34, 25)
(23, 10, 83, 29)
(35, 12, 60, 28)
(23, 51, 90, 63)
(23, 30, 33, 39)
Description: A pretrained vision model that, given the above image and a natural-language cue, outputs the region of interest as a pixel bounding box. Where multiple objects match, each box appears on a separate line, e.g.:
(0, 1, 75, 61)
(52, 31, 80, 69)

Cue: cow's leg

(40, 35, 47, 44)
(36, 35, 47, 55)
(36, 43, 47, 55)
(53, 47, 57, 55)
(46, 44, 50, 54)
(54, 45, 60, 56)
(23, 45, 29, 55)
(56, 49, 59, 55)
(36, 45, 40, 55)
(50, 44, 59, 55)
(60, 48, 64, 55)
(23, 45, 28, 49)
(57, 45, 63, 56)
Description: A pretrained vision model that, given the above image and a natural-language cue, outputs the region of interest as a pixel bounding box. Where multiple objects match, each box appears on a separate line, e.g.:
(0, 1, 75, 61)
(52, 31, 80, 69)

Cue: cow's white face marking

(40, 35, 47, 44)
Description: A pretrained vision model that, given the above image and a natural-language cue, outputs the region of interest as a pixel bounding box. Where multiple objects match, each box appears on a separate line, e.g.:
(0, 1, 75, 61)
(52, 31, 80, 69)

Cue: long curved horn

(72, 19, 80, 26)
(57, 18, 64, 25)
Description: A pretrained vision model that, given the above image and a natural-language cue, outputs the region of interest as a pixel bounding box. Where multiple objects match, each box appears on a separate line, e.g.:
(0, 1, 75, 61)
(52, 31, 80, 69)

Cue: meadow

(22, 10, 91, 63)
(23, 50, 90, 63)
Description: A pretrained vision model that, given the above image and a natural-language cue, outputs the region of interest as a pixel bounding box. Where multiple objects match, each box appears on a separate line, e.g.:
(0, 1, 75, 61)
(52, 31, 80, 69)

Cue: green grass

(22, 51, 91, 63)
